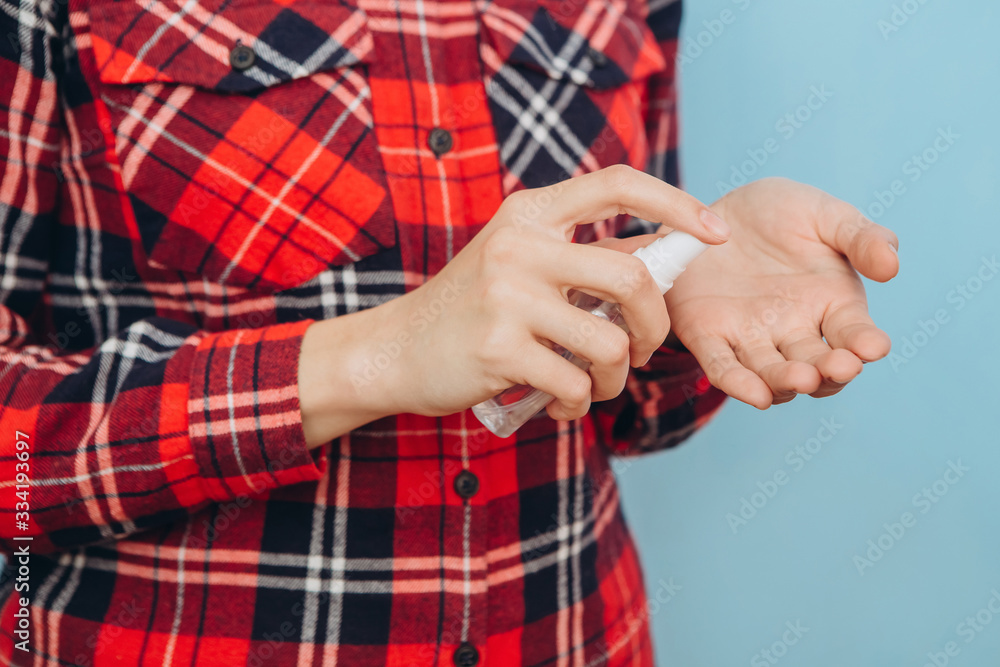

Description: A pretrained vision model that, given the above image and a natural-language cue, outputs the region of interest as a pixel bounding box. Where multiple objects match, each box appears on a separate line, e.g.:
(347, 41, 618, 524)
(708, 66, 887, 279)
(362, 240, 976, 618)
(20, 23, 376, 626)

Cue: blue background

(619, 0, 1000, 665)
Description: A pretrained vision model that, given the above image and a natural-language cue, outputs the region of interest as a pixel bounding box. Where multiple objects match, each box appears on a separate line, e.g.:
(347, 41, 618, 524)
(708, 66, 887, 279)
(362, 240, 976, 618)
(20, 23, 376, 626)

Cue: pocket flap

(480, 0, 667, 90)
(90, 0, 373, 94)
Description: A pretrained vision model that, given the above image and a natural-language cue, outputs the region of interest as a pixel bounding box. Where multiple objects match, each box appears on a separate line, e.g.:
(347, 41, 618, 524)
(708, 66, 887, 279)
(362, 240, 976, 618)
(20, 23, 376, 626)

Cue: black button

(453, 643, 479, 667)
(230, 44, 256, 72)
(454, 470, 480, 499)
(586, 47, 608, 68)
(428, 128, 453, 156)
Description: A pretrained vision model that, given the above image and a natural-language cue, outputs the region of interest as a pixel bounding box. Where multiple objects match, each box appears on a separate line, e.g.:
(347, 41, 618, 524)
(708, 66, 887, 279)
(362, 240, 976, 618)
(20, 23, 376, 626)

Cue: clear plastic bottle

(472, 231, 709, 438)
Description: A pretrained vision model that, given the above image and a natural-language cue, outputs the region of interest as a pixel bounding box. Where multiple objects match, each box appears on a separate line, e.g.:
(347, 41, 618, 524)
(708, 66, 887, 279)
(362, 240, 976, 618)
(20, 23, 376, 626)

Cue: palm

(663, 178, 899, 408)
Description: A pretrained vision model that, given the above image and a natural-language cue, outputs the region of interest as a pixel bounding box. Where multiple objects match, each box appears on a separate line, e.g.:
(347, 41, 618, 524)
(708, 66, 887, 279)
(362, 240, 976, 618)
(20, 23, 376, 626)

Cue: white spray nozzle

(631, 231, 709, 294)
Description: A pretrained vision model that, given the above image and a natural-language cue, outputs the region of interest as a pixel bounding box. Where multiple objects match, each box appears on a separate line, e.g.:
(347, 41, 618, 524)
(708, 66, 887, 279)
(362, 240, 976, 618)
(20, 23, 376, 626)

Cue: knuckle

(479, 275, 519, 311)
(481, 227, 520, 265)
(476, 328, 525, 374)
(498, 189, 531, 218)
(590, 324, 630, 368)
(600, 164, 636, 193)
(592, 370, 627, 403)
(563, 371, 592, 407)
(598, 165, 638, 212)
(701, 351, 731, 384)
(506, 188, 529, 205)
(696, 351, 727, 386)
(705, 370, 727, 391)
(605, 327, 632, 366)
(476, 328, 511, 364)
(620, 255, 654, 295)
(659, 316, 672, 344)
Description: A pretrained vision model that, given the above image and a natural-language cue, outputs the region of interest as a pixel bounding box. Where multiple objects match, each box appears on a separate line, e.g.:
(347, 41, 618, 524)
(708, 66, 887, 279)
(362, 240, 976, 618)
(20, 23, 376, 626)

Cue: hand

(385, 166, 732, 421)
(662, 177, 900, 409)
(298, 165, 731, 445)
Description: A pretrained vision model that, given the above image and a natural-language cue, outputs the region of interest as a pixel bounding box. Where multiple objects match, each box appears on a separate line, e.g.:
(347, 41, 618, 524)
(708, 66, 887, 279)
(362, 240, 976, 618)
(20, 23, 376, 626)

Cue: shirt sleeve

(589, 0, 727, 457)
(0, 0, 326, 555)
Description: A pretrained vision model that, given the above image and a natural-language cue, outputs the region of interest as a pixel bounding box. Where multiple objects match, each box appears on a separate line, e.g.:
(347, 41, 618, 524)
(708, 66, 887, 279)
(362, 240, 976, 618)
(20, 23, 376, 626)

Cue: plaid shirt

(0, 0, 725, 663)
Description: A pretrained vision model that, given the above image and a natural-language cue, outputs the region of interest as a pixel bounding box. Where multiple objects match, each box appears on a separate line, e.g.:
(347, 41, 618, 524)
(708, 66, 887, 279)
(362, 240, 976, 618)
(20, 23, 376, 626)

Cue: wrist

(297, 299, 410, 448)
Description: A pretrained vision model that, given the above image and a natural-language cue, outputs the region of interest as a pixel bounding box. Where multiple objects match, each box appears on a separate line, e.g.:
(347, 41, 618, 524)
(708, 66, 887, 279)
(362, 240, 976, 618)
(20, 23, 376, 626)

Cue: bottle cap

(631, 231, 709, 294)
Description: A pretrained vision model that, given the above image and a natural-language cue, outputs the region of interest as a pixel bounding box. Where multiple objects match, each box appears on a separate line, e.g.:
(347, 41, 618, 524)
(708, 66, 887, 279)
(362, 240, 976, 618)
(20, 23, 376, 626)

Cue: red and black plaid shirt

(0, 0, 725, 663)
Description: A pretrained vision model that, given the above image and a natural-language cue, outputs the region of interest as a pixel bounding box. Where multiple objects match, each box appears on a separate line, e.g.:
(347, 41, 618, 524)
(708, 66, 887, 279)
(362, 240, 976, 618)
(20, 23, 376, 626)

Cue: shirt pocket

(89, 0, 395, 292)
(479, 0, 668, 194)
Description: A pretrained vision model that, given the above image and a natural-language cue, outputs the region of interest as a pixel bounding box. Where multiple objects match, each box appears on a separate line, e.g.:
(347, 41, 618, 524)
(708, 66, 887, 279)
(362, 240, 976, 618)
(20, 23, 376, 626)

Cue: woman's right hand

(298, 165, 730, 446)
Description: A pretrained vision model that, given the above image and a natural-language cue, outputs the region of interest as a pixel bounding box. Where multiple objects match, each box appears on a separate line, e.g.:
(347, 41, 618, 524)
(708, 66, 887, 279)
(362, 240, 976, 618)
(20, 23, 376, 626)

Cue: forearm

(0, 315, 336, 553)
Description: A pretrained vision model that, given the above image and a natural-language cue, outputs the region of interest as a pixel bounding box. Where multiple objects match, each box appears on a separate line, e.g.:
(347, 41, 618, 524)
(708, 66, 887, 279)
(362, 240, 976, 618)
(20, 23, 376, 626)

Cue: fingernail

(700, 209, 731, 239)
(890, 243, 898, 255)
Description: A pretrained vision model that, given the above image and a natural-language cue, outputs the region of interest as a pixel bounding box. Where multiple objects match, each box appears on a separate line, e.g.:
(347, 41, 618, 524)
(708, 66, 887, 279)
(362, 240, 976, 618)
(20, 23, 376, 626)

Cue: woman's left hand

(661, 177, 900, 408)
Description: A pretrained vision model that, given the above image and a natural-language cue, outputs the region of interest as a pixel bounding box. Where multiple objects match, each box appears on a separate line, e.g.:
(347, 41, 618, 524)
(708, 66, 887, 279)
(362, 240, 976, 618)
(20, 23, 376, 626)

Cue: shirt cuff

(593, 344, 726, 457)
(186, 320, 327, 502)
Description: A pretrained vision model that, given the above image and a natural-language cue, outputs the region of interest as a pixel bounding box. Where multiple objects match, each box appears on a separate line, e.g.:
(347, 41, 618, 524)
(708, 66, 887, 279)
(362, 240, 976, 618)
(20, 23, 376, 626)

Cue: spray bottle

(472, 231, 710, 437)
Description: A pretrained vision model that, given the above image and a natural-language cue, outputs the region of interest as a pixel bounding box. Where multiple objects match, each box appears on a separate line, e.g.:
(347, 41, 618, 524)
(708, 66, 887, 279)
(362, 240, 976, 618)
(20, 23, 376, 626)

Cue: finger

(684, 334, 773, 409)
(821, 302, 892, 362)
(588, 233, 667, 255)
(776, 331, 864, 384)
(516, 343, 593, 421)
(507, 165, 730, 244)
(775, 330, 863, 399)
(530, 301, 631, 403)
(816, 195, 900, 283)
(545, 396, 592, 423)
(733, 338, 822, 397)
(529, 241, 671, 364)
(810, 381, 849, 400)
